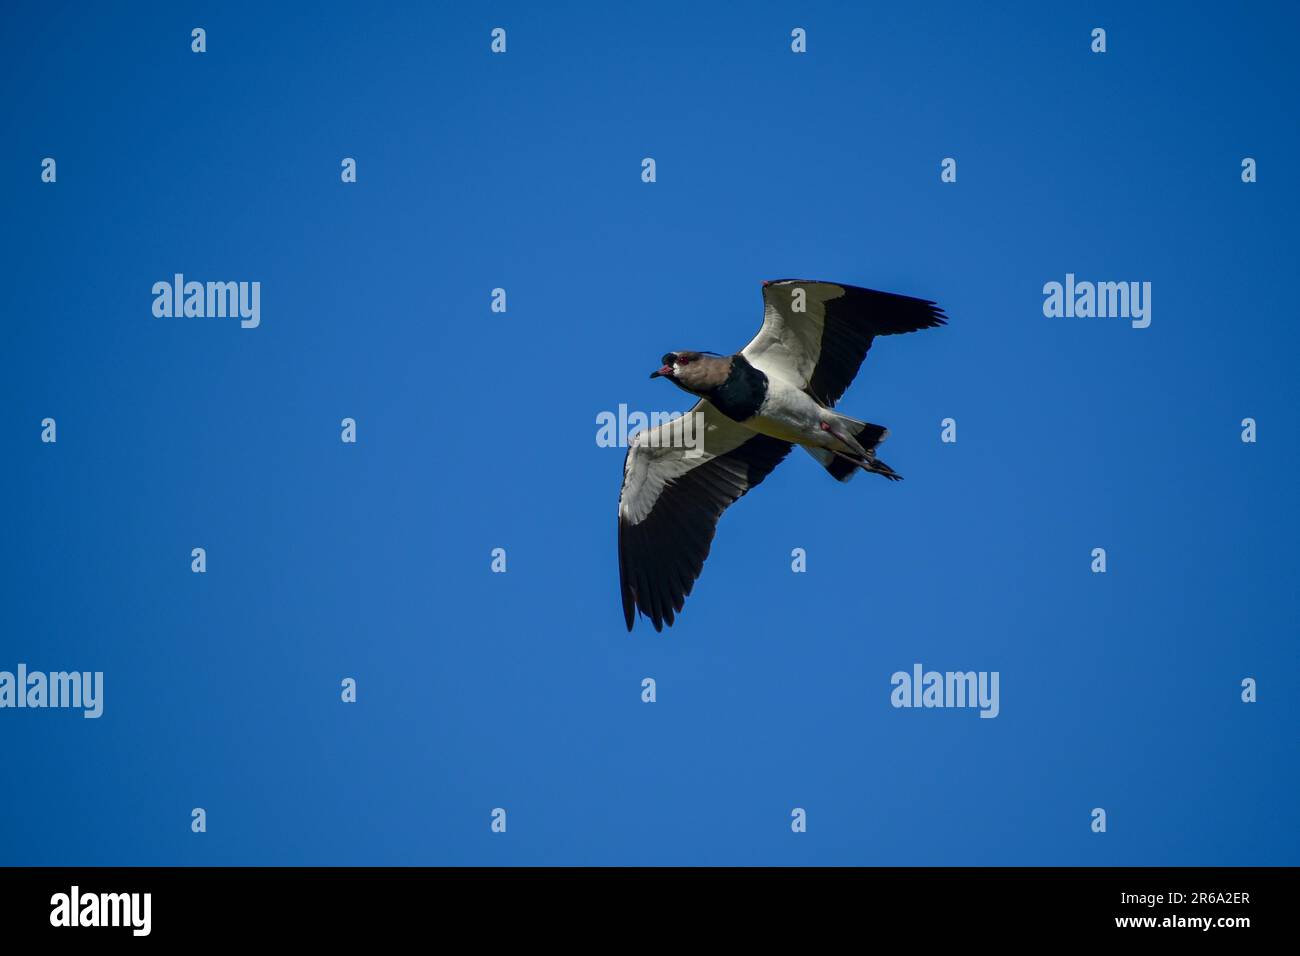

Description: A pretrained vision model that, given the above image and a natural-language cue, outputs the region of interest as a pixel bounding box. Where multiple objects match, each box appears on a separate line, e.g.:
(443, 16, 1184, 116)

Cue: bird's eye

(677, 355, 690, 365)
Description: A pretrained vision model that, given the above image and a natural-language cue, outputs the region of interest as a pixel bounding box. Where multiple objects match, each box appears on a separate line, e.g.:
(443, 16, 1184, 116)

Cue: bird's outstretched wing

(743, 280, 947, 407)
(618, 401, 793, 631)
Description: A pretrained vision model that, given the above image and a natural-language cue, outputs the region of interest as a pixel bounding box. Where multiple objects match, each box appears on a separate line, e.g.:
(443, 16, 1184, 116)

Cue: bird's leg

(821, 423, 874, 471)
(820, 421, 860, 451)
(830, 448, 872, 472)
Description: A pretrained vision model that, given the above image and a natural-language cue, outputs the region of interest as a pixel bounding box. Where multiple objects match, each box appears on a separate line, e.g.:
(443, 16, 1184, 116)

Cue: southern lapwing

(617, 279, 948, 632)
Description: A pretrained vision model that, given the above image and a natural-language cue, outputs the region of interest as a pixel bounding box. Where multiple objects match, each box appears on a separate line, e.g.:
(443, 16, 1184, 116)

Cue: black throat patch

(707, 354, 768, 423)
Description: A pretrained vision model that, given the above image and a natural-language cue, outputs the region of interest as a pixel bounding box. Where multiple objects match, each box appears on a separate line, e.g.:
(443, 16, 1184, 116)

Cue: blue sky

(2, 1, 1297, 865)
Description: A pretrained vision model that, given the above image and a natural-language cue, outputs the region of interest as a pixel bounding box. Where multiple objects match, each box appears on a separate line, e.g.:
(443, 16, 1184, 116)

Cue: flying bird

(617, 279, 948, 631)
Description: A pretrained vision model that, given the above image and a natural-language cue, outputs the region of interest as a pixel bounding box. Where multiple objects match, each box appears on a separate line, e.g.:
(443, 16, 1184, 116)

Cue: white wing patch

(619, 402, 751, 525)
(742, 281, 847, 389)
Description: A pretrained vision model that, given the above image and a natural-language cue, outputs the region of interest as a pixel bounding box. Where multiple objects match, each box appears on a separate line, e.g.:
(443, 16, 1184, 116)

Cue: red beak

(650, 364, 673, 379)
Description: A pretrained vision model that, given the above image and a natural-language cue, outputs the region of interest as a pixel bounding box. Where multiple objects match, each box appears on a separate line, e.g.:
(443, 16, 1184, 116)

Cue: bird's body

(740, 366, 845, 448)
(617, 279, 948, 631)
(747, 376, 825, 445)
(688, 352, 860, 453)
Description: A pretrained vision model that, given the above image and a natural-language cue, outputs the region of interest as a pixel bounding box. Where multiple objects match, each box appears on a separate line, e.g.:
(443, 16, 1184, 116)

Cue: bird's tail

(804, 417, 901, 482)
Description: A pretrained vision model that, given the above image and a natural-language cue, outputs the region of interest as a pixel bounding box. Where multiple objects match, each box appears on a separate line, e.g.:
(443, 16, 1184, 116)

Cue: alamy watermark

(0, 664, 103, 718)
(1043, 273, 1151, 328)
(50, 886, 150, 936)
(596, 404, 705, 457)
(152, 274, 260, 329)
(890, 663, 999, 718)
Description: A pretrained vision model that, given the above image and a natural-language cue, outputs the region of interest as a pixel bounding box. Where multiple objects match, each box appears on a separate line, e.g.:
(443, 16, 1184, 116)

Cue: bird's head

(649, 351, 730, 394)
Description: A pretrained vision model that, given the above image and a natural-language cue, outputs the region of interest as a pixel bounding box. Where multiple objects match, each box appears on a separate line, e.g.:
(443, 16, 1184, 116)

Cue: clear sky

(2, 1, 1297, 865)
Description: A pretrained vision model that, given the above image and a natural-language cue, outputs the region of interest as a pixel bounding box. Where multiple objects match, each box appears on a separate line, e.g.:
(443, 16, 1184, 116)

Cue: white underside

(746, 371, 856, 452)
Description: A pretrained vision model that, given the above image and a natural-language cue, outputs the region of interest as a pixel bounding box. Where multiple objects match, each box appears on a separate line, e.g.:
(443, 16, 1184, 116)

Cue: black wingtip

(622, 588, 635, 631)
(923, 303, 949, 330)
(618, 513, 636, 632)
(763, 280, 950, 332)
